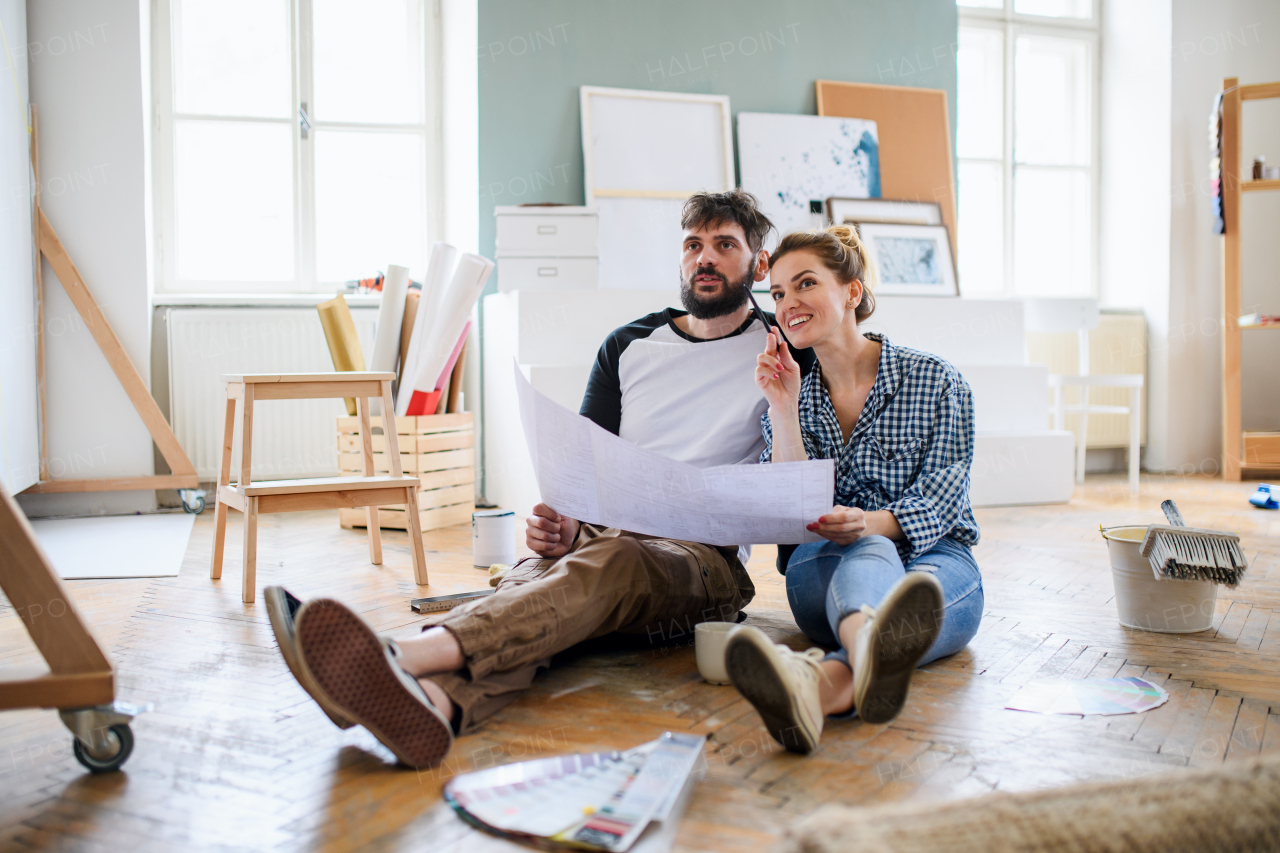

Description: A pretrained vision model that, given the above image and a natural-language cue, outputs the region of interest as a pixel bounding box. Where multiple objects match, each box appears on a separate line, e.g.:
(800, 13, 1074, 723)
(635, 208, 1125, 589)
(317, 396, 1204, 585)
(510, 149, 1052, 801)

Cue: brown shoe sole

(295, 599, 453, 769)
(264, 586, 354, 730)
(725, 629, 819, 755)
(857, 574, 944, 725)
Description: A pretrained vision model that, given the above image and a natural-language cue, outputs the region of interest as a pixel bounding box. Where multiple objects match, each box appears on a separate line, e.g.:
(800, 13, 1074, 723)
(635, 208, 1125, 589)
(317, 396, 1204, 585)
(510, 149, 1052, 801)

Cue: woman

(724, 226, 983, 754)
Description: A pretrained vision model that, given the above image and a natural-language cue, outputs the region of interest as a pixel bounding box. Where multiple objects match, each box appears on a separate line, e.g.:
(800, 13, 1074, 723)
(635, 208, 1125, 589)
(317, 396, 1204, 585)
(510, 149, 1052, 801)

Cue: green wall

(477, 0, 959, 270)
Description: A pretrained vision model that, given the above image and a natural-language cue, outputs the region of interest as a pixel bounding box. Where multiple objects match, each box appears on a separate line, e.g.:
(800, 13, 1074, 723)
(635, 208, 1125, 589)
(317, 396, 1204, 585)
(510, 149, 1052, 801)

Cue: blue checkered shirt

(761, 333, 980, 563)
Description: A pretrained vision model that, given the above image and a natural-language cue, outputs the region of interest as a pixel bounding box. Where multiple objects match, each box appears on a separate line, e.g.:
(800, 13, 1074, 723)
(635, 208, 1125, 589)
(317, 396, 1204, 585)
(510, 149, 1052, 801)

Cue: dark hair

(769, 225, 878, 323)
(680, 189, 775, 254)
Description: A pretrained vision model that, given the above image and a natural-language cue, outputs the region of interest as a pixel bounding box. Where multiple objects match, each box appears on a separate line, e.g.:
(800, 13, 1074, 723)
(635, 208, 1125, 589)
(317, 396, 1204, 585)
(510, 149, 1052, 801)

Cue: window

(956, 0, 1098, 297)
(153, 0, 441, 292)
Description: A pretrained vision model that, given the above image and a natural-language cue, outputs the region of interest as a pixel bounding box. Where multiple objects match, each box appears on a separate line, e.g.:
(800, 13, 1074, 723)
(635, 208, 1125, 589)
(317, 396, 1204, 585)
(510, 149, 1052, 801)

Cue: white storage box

(496, 257, 598, 292)
(495, 205, 599, 293)
(496, 206, 598, 255)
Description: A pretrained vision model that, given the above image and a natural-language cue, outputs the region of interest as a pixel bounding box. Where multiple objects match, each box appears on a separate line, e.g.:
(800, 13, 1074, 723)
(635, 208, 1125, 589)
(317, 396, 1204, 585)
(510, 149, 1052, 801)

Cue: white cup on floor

(695, 622, 741, 685)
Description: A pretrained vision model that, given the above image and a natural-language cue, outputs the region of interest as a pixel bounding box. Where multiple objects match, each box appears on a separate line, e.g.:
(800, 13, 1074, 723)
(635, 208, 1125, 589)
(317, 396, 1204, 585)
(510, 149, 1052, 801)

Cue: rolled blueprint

(396, 242, 458, 416)
(370, 264, 410, 373)
(401, 253, 494, 416)
(369, 264, 410, 415)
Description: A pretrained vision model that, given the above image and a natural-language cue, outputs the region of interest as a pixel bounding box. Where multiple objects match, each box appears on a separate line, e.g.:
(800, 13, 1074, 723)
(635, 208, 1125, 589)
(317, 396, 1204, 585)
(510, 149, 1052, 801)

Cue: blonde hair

(768, 225, 878, 322)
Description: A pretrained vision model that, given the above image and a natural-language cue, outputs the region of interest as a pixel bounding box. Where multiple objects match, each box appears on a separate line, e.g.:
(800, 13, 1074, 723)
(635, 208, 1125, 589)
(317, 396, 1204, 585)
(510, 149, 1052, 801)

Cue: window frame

(151, 0, 445, 294)
(957, 0, 1101, 299)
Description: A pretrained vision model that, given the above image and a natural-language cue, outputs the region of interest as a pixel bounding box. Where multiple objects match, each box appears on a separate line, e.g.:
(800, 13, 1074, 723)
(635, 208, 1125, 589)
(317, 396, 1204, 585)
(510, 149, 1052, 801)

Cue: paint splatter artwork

(737, 113, 881, 247)
(875, 237, 942, 285)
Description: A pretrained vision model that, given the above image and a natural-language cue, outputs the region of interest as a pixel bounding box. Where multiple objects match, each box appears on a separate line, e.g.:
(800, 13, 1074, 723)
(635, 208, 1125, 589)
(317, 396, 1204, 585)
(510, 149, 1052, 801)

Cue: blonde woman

(725, 226, 983, 754)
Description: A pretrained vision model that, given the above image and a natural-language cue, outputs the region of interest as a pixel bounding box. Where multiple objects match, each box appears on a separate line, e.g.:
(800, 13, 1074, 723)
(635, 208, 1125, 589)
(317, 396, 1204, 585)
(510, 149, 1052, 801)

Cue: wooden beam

(0, 484, 113, 680)
(23, 474, 198, 494)
(1222, 78, 1242, 481)
(1240, 81, 1280, 101)
(256, 487, 413, 515)
(250, 380, 385, 401)
(1243, 432, 1280, 468)
(35, 208, 198, 483)
(31, 105, 49, 483)
(0, 666, 114, 711)
(223, 371, 395, 383)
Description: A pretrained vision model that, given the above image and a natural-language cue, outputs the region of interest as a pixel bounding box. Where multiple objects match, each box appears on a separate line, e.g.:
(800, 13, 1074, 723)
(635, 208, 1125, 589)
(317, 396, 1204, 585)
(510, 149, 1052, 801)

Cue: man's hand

(806, 505, 867, 546)
(526, 503, 580, 559)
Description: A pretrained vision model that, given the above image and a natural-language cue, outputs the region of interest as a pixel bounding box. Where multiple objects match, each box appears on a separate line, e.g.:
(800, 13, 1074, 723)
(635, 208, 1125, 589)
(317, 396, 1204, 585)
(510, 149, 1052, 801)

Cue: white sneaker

(853, 572, 944, 724)
(725, 626, 827, 754)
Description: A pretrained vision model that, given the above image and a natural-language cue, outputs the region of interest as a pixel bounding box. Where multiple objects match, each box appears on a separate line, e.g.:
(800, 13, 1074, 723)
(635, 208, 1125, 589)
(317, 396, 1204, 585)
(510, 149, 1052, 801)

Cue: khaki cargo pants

(422, 524, 755, 732)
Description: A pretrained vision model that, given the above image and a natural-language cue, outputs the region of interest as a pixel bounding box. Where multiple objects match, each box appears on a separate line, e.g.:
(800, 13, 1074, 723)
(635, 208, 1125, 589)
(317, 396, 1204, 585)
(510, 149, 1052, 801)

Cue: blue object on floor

(1249, 484, 1279, 510)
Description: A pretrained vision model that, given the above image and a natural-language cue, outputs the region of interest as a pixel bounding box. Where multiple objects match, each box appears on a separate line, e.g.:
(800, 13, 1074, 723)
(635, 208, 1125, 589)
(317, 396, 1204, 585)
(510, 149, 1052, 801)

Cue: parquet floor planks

(1, 473, 1278, 851)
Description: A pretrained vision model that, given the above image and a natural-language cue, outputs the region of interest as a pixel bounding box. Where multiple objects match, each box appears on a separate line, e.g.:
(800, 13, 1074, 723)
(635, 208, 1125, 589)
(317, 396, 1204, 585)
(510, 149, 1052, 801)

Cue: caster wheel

(182, 495, 205, 514)
(72, 723, 134, 773)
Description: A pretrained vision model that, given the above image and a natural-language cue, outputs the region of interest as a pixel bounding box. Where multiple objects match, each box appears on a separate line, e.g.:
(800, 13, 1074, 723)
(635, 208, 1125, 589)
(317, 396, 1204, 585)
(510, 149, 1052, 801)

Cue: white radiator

(168, 308, 378, 481)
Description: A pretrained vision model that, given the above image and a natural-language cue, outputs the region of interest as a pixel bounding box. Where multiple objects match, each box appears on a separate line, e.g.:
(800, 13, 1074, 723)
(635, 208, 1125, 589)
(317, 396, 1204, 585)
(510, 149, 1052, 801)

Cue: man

(266, 189, 813, 769)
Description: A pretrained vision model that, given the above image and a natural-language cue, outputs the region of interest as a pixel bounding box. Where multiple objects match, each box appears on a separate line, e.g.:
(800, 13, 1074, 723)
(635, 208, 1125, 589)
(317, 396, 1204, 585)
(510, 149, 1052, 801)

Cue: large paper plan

(515, 363, 832, 545)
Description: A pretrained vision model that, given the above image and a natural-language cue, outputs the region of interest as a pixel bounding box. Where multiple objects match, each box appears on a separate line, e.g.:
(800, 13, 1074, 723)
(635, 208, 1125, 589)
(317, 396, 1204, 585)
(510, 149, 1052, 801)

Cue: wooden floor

(3, 473, 1280, 851)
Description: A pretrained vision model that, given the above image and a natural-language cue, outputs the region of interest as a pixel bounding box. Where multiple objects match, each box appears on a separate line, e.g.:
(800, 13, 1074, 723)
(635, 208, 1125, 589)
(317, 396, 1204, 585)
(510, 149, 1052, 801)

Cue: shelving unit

(1221, 77, 1280, 480)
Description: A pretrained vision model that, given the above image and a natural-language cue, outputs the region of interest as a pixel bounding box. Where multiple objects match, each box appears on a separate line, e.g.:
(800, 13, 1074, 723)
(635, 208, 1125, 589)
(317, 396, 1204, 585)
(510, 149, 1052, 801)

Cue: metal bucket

(1100, 526, 1216, 633)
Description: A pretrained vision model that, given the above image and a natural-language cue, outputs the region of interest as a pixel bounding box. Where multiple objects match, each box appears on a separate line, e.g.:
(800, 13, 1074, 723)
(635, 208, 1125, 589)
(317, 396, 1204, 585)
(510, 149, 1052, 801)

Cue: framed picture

(826, 198, 942, 227)
(858, 222, 957, 297)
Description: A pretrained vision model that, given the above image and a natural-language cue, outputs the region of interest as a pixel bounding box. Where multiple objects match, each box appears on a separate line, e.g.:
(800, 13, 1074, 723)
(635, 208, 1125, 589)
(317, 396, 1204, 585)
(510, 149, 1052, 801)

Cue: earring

(846, 301, 855, 308)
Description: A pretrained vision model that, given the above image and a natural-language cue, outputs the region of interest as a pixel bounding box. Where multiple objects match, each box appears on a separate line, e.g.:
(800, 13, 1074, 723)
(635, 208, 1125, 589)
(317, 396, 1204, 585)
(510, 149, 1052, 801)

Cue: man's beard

(679, 265, 753, 320)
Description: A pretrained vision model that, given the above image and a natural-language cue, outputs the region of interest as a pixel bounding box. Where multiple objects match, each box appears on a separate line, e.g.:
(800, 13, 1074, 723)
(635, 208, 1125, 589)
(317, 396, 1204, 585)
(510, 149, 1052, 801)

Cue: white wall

(19, 0, 155, 516)
(0, 0, 38, 494)
(1100, 0, 1171, 469)
(441, 0, 482, 492)
(1169, 0, 1280, 473)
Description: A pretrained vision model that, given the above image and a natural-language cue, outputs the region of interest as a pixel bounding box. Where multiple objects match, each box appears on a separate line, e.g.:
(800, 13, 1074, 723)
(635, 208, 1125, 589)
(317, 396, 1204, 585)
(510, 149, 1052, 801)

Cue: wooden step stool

(210, 372, 427, 603)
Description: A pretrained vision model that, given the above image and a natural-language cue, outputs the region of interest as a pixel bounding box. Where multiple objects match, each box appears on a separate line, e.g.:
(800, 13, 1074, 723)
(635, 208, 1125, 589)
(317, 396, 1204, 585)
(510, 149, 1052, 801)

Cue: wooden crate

(336, 413, 475, 532)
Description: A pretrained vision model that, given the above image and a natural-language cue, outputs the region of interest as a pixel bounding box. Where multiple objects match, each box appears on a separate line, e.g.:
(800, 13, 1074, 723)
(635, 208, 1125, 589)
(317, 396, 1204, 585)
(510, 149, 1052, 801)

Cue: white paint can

(472, 509, 516, 567)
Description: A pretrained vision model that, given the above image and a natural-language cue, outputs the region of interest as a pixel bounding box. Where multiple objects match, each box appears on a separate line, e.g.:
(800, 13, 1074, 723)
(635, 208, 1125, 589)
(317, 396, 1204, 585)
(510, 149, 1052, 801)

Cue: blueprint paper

(515, 363, 831, 545)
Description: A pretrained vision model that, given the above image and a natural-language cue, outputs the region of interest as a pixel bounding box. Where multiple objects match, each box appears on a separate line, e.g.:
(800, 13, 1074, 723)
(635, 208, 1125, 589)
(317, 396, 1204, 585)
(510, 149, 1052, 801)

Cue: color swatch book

(443, 732, 706, 852)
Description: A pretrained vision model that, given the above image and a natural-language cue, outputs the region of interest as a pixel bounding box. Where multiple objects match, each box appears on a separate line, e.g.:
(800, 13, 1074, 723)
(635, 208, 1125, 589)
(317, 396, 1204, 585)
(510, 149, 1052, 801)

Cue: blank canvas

(581, 87, 732, 199)
(32, 513, 195, 579)
(738, 113, 880, 249)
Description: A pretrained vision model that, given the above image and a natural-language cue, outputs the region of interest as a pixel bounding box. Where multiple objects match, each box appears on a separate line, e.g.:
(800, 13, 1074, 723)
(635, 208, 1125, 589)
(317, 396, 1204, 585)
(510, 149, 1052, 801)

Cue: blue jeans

(786, 535, 984, 674)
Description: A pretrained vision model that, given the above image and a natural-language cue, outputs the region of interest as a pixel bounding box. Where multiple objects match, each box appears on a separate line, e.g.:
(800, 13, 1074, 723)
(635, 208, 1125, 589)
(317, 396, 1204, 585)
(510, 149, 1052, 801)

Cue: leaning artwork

(737, 113, 881, 247)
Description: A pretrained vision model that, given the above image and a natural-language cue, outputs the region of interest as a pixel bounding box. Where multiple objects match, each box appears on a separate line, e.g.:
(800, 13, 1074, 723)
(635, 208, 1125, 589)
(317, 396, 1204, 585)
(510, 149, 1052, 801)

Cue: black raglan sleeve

(579, 311, 669, 435)
(579, 332, 625, 435)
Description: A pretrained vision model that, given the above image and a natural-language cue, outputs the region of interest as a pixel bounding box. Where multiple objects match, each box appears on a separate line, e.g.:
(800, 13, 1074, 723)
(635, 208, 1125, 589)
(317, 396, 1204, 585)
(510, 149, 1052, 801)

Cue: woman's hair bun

(768, 224, 878, 322)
